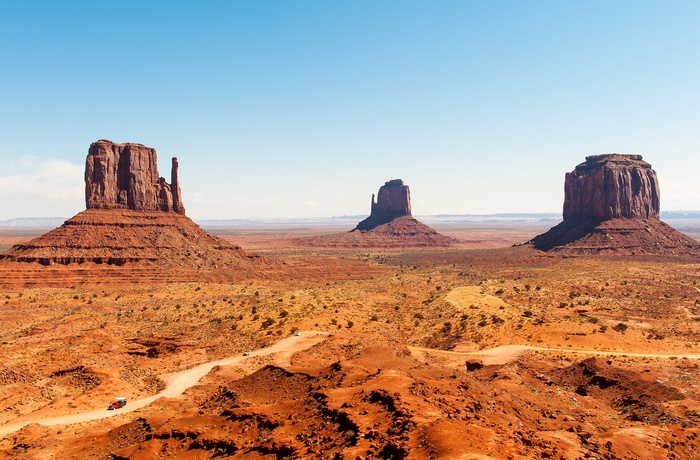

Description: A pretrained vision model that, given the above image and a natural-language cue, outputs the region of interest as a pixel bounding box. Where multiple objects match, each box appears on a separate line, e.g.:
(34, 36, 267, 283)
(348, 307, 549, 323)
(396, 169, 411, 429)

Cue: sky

(1, 1, 699, 221)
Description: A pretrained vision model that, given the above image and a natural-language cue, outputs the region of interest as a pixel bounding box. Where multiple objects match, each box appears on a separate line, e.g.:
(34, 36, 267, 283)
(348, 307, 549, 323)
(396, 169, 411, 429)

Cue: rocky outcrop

(563, 154, 659, 221)
(0, 140, 264, 272)
(356, 180, 411, 231)
(529, 154, 700, 255)
(85, 140, 185, 214)
(0, 209, 261, 268)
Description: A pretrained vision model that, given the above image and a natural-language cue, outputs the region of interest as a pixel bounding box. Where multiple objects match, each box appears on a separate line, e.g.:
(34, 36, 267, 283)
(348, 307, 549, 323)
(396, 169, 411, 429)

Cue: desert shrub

(495, 288, 504, 295)
(523, 310, 533, 318)
(612, 323, 628, 333)
(252, 306, 258, 314)
(478, 319, 488, 327)
(491, 315, 504, 325)
(261, 317, 275, 329)
(370, 315, 379, 321)
(347, 321, 354, 328)
(279, 310, 289, 318)
(599, 325, 607, 333)
(524, 284, 531, 291)
(414, 313, 424, 320)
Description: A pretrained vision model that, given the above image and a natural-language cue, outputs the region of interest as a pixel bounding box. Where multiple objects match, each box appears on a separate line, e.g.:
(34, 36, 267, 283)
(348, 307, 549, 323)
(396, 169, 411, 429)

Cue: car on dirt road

(108, 397, 127, 410)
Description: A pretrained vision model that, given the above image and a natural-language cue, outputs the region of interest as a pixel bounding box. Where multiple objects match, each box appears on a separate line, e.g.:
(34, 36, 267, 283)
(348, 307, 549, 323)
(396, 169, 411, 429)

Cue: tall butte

(350, 179, 455, 246)
(528, 154, 700, 255)
(85, 140, 185, 214)
(1, 140, 262, 272)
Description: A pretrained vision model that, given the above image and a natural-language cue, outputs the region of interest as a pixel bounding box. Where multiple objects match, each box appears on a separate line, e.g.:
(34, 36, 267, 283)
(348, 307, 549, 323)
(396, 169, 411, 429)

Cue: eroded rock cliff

(0, 140, 264, 271)
(563, 154, 659, 221)
(529, 154, 699, 255)
(85, 140, 185, 214)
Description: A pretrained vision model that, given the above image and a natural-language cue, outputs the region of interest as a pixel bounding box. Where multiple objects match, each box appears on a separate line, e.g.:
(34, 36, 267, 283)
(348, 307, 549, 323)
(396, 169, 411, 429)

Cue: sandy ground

(1, 223, 700, 458)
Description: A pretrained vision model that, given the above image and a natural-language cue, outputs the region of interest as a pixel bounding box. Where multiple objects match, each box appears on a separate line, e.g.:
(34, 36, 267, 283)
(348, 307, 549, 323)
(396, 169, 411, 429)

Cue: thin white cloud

(659, 176, 700, 209)
(0, 157, 84, 219)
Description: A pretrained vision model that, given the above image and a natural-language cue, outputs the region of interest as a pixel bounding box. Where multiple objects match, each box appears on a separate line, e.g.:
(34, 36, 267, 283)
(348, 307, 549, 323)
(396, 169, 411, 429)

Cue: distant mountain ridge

(1, 211, 699, 228)
(0, 217, 67, 228)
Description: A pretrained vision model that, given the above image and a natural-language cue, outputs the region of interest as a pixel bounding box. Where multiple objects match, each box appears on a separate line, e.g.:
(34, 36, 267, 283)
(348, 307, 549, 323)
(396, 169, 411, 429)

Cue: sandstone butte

(296, 179, 456, 248)
(528, 154, 700, 255)
(351, 179, 456, 245)
(0, 140, 263, 272)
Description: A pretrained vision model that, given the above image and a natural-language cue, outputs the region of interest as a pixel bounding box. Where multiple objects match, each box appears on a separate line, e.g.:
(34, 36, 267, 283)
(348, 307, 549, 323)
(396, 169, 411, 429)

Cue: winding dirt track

(0, 331, 329, 439)
(3, 335, 700, 439)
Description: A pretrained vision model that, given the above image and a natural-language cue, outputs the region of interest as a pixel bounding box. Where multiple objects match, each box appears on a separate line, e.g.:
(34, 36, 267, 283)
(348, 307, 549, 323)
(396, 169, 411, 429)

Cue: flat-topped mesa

(563, 154, 659, 222)
(356, 179, 411, 231)
(527, 153, 700, 255)
(85, 139, 185, 215)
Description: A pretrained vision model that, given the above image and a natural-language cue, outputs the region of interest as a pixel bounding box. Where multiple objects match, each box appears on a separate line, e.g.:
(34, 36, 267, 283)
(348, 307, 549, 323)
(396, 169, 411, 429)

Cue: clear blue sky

(1, 1, 699, 220)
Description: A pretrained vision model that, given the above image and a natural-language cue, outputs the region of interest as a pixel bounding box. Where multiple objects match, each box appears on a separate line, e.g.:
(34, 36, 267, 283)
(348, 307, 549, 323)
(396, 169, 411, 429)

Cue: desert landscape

(1, 147, 700, 459)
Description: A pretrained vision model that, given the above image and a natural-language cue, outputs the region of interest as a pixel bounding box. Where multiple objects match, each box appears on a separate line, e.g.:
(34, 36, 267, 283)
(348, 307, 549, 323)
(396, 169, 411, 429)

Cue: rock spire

(85, 139, 185, 214)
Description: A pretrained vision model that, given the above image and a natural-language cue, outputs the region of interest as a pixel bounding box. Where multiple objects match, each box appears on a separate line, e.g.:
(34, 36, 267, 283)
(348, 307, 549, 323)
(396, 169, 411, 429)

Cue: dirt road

(0, 331, 329, 439)
(4, 333, 699, 439)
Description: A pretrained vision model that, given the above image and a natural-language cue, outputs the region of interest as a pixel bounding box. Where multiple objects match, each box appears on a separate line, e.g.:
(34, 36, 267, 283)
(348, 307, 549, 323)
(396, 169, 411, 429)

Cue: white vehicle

(294, 331, 301, 336)
(243, 349, 251, 356)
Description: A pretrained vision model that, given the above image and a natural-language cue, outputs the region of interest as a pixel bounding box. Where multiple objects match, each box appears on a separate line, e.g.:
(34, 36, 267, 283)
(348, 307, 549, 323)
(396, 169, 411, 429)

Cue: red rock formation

(171, 157, 185, 214)
(563, 154, 659, 221)
(0, 140, 264, 271)
(85, 140, 185, 214)
(356, 179, 411, 231)
(529, 154, 700, 255)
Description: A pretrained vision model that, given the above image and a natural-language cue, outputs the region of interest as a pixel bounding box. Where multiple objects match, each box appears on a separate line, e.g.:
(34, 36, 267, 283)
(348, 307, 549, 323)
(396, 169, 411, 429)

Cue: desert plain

(1, 221, 700, 459)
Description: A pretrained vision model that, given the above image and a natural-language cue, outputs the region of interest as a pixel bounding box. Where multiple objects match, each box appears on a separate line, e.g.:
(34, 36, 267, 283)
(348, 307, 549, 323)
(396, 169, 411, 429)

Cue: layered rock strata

(529, 154, 700, 255)
(563, 154, 659, 221)
(1, 140, 261, 269)
(85, 140, 185, 214)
